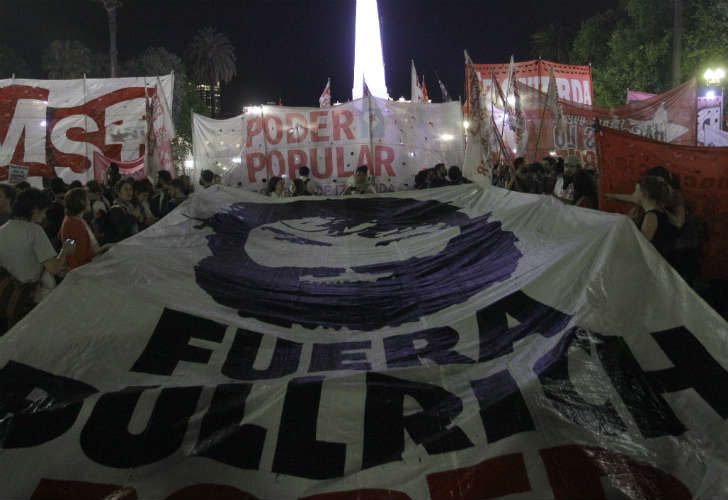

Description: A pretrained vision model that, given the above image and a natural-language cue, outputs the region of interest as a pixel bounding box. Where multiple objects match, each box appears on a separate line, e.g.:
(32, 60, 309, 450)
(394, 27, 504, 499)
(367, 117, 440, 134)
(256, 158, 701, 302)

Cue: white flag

(411, 60, 424, 103)
(319, 78, 331, 107)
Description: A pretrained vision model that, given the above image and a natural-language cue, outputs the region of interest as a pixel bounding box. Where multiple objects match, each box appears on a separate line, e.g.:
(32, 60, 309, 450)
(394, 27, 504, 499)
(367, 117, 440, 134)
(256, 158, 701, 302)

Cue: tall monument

(352, 0, 389, 99)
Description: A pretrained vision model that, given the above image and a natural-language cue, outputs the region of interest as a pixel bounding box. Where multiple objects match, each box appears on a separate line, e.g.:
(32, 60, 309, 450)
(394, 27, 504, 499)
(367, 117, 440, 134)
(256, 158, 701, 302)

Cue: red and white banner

(193, 98, 465, 194)
(0, 75, 174, 183)
(92, 151, 145, 183)
(491, 79, 697, 167)
(597, 126, 728, 280)
(471, 59, 593, 106)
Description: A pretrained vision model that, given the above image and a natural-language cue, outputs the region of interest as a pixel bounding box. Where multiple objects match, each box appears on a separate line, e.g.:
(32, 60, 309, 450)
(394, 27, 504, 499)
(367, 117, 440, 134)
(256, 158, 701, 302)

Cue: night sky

(1, 0, 617, 114)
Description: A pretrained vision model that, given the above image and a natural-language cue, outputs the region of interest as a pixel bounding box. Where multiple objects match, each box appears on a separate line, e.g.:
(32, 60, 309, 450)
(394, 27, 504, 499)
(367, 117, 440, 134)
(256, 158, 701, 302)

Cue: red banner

(504, 79, 698, 167)
(473, 59, 593, 105)
(597, 126, 728, 279)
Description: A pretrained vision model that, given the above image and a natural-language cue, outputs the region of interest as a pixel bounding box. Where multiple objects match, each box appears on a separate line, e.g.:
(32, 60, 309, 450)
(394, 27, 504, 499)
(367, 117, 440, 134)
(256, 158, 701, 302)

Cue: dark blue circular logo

(195, 198, 521, 331)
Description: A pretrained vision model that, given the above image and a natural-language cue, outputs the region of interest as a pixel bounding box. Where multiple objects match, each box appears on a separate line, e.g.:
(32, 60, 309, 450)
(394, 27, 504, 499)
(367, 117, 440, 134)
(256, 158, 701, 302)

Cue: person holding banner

(267, 177, 287, 198)
(0, 189, 75, 316)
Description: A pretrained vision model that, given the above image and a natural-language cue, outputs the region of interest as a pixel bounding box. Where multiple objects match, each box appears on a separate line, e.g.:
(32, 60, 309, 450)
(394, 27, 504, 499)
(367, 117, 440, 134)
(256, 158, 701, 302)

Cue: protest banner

(1, 185, 726, 499)
(0, 75, 174, 183)
(193, 98, 465, 194)
(597, 126, 728, 279)
(7, 163, 28, 184)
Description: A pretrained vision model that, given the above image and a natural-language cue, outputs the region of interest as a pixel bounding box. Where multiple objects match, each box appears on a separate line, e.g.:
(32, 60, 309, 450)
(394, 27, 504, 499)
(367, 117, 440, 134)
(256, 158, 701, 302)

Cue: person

(0, 188, 75, 307)
(553, 157, 576, 202)
(266, 176, 286, 198)
(106, 163, 122, 190)
(199, 169, 214, 189)
(572, 169, 598, 209)
(447, 165, 471, 185)
(344, 166, 376, 195)
(104, 179, 140, 243)
(635, 175, 679, 259)
(59, 188, 112, 270)
(414, 170, 429, 189)
(14, 181, 31, 193)
(44, 177, 67, 250)
(134, 179, 157, 228)
(429, 163, 450, 188)
(179, 174, 194, 195)
(297, 166, 321, 195)
(291, 178, 312, 197)
(0, 184, 16, 226)
(151, 170, 173, 218)
(166, 179, 188, 211)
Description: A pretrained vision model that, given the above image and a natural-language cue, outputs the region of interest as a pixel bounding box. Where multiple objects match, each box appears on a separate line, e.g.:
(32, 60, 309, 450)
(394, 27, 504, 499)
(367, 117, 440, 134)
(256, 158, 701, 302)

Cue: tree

(123, 46, 208, 169)
(188, 27, 237, 117)
(570, 10, 621, 67)
(530, 24, 573, 62)
(0, 44, 30, 78)
(681, 0, 728, 82)
(42, 40, 94, 79)
(93, 0, 122, 77)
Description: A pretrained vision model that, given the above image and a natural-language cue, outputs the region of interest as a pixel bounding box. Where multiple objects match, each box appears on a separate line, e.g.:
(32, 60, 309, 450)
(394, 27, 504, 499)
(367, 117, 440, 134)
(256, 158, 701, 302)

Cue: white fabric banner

(193, 98, 464, 194)
(0, 75, 174, 183)
(1, 185, 726, 499)
(703, 126, 728, 147)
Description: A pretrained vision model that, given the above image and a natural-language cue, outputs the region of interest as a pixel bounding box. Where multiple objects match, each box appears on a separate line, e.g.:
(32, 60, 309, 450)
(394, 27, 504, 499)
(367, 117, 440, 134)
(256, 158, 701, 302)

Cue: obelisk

(352, 0, 389, 99)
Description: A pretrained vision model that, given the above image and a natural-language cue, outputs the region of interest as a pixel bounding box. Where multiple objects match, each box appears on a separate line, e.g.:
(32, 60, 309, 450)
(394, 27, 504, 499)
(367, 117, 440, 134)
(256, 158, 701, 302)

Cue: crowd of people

(0, 165, 209, 332)
(0, 157, 724, 332)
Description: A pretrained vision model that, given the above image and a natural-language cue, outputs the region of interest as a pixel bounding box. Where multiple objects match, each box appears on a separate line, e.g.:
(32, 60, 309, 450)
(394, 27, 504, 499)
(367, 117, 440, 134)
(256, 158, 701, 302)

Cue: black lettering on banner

(131, 308, 226, 375)
(362, 372, 473, 470)
(309, 341, 372, 372)
(537, 333, 628, 434)
(193, 383, 266, 470)
(80, 386, 201, 467)
(0, 362, 97, 448)
(476, 291, 570, 362)
(596, 334, 686, 437)
(383, 328, 474, 368)
(272, 376, 346, 479)
(648, 327, 728, 418)
(222, 329, 302, 381)
(470, 370, 535, 443)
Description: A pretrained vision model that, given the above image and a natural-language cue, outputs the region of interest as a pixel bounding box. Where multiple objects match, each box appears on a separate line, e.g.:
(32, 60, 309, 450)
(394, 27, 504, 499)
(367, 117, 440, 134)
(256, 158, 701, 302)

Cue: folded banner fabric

(1, 185, 726, 499)
(0, 75, 174, 183)
(597, 126, 728, 280)
(192, 97, 464, 193)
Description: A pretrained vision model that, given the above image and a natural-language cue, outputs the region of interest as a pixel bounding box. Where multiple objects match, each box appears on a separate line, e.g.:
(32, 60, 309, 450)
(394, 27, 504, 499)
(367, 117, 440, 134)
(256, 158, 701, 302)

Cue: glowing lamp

(463, 120, 471, 130)
(704, 68, 726, 85)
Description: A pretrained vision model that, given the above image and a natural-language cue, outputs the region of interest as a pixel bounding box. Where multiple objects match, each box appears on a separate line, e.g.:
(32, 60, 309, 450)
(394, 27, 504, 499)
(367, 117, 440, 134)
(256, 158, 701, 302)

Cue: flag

(421, 75, 429, 103)
(436, 71, 452, 102)
(319, 78, 331, 108)
(463, 50, 492, 186)
(411, 60, 424, 103)
(362, 77, 371, 97)
(545, 67, 564, 133)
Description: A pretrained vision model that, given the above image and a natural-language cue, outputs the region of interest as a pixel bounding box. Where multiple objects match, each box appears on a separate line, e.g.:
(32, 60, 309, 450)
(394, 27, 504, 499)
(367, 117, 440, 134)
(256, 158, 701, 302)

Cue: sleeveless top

(645, 209, 678, 259)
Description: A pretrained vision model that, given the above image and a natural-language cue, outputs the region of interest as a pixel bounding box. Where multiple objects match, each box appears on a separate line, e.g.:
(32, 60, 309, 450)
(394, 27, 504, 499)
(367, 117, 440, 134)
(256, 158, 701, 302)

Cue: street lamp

(704, 68, 726, 131)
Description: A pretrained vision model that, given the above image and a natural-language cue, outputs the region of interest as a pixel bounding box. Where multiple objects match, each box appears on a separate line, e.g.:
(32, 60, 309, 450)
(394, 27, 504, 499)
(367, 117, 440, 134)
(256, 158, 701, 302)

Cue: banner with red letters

(471, 59, 594, 105)
(597, 126, 728, 279)
(92, 151, 145, 183)
(192, 98, 465, 194)
(0, 75, 174, 183)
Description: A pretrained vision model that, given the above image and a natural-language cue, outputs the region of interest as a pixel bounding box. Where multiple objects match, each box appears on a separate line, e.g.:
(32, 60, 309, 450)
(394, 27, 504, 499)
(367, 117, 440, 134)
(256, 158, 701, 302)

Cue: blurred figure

(267, 176, 286, 198)
(0, 184, 16, 226)
(59, 188, 112, 270)
(199, 169, 214, 189)
(343, 166, 376, 195)
(572, 170, 598, 209)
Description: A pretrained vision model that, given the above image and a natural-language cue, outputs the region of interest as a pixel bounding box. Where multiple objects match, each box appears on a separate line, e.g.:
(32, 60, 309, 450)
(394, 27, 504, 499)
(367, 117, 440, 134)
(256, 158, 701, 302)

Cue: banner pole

(368, 93, 375, 188)
(83, 74, 89, 182)
(534, 90, 549, 160)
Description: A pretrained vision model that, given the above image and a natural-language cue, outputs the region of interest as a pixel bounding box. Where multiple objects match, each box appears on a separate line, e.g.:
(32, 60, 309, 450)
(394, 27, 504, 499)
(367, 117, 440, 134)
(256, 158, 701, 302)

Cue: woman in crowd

(0, 189, 75, 328)
(104, 179, 140, 243)
(634, 175, 679, 259)
(291, 178, 312, 197)
(267, 176, 286, 198)
(59, 188, 112, 270)
(134, 179, 157, 228)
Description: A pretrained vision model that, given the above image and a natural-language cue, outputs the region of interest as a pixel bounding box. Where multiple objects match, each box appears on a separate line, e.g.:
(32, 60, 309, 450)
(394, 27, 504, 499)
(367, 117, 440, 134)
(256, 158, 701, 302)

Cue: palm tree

(188, 27, 237, 117)
(42, 40, 93, 79)
(93, 0, 122, 77)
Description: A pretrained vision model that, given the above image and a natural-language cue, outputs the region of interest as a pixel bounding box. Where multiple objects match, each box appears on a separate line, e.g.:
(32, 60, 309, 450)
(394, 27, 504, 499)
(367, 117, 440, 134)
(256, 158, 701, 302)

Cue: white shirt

(0, 220, 57, 283)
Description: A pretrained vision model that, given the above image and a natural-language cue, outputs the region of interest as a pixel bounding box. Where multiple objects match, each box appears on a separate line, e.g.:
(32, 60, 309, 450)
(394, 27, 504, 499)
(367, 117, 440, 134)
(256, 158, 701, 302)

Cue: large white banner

(1, 185, 727, 499)
(0, 75, 174, 183)
(193, 98, 464, 194)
